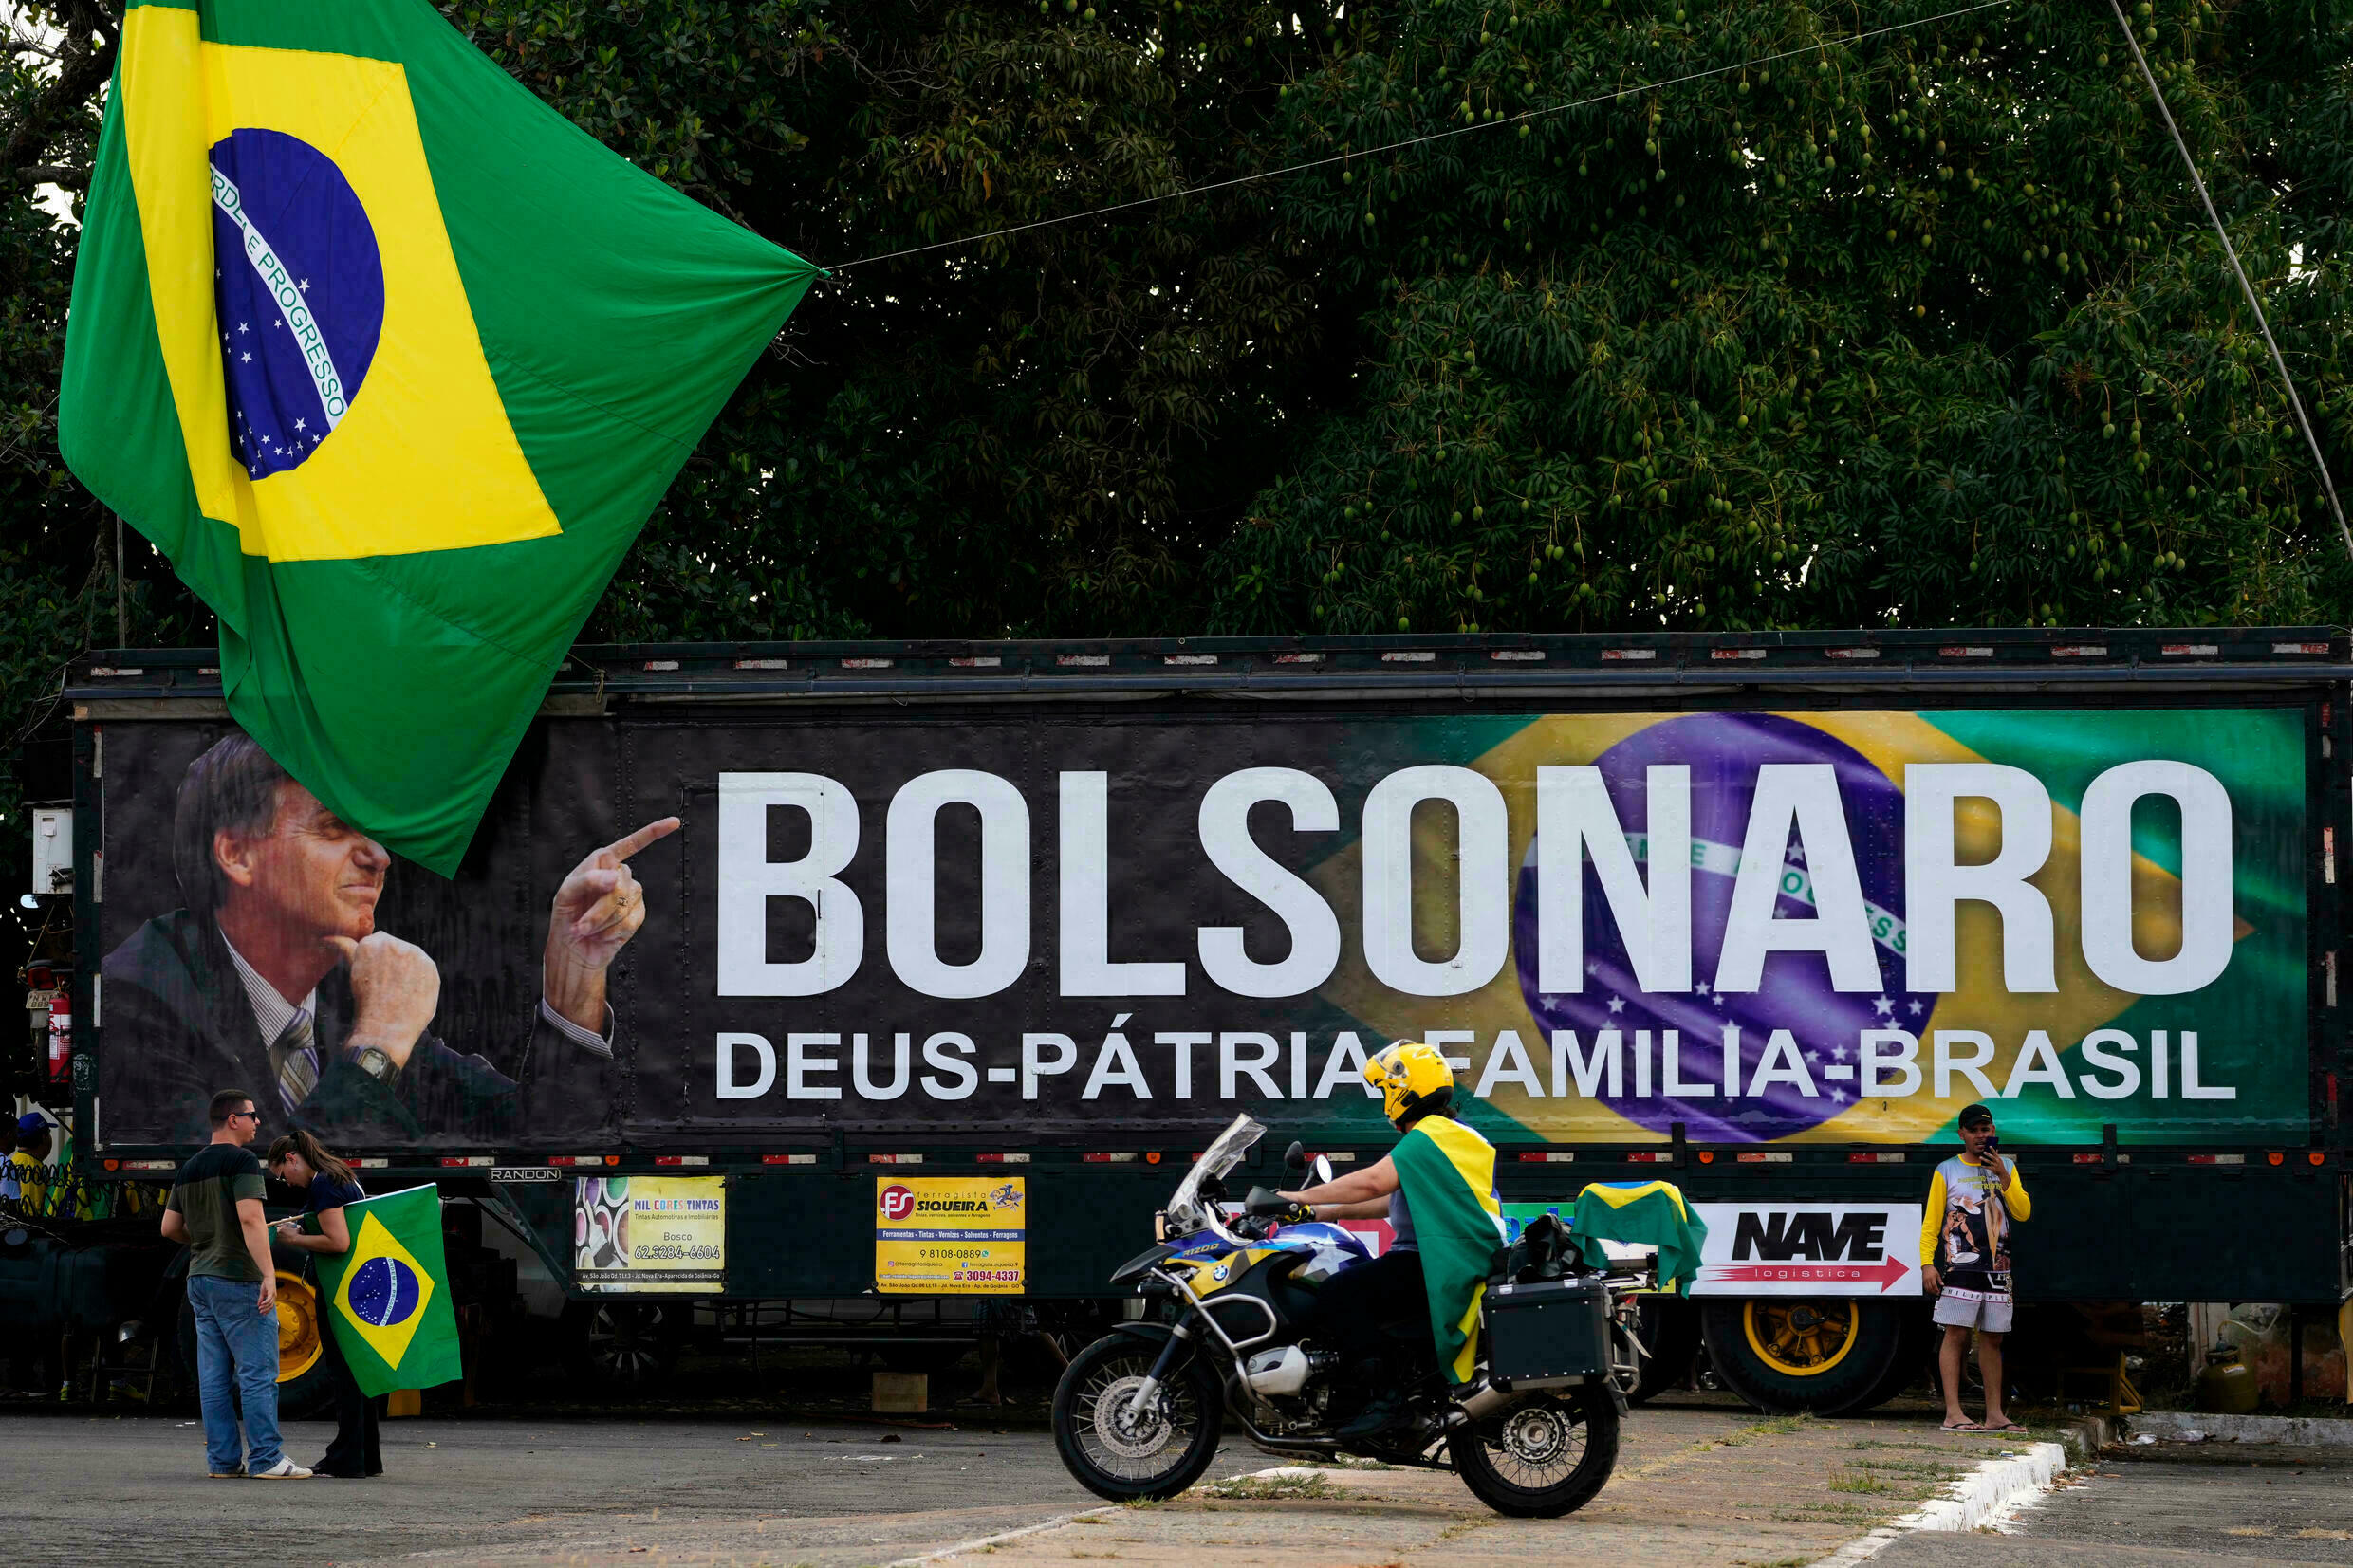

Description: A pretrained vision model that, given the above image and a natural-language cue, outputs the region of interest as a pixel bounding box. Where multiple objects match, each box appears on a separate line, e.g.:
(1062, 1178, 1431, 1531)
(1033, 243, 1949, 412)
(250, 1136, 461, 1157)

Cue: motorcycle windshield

(1164, 1113, 1264, 1236)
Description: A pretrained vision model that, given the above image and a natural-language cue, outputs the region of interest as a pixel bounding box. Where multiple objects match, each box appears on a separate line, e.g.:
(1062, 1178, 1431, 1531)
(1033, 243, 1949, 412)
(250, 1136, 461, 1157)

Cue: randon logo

(880, 1184, 917, 1221)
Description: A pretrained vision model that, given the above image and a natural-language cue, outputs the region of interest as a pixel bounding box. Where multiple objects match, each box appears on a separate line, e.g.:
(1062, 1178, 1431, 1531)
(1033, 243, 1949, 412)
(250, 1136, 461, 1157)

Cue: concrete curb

(1808, 1441, 2069, 1566)
(2124, 1410, 2353, 1447)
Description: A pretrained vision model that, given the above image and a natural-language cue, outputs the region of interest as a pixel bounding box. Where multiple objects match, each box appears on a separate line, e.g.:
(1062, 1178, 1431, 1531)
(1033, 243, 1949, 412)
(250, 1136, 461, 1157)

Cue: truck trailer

(28, 627, 2353, 1414)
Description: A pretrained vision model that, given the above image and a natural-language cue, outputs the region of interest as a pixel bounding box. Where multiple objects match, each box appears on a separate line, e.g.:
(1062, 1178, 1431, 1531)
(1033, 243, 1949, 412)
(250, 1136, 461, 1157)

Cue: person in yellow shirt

(4, 1112, 58, 1216)
(1920, 1104, 2029, 1432)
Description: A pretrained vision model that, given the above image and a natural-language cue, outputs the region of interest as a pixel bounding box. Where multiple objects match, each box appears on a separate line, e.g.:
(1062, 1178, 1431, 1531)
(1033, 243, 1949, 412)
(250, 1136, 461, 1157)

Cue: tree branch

(15, 164, 86, 189)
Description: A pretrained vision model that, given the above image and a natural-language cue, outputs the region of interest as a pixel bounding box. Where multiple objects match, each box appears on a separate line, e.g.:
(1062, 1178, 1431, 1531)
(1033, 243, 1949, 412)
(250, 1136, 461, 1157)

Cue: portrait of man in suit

(100, 732, 675, 1147)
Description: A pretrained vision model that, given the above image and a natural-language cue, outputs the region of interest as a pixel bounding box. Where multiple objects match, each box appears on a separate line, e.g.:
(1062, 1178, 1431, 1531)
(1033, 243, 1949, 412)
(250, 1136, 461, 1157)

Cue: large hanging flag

(60, 0, 819, 873)
(309, 1184, 462, 1396)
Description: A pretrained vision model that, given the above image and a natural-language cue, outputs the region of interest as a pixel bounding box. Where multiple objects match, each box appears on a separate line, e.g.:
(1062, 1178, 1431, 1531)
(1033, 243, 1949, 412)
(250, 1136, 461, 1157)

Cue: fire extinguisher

(46, 991, 69, 1084)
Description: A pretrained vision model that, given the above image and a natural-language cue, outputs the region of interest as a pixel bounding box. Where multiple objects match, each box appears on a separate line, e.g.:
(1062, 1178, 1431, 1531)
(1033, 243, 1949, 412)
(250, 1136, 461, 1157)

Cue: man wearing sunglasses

(161, 1089, 311, 1479)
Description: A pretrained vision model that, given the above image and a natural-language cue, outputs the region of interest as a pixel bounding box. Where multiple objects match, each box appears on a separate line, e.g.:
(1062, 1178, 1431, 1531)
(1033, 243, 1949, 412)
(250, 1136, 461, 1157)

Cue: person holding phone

(268, 1130, 381, 1478)
(1921, 1104, 2030, 1432)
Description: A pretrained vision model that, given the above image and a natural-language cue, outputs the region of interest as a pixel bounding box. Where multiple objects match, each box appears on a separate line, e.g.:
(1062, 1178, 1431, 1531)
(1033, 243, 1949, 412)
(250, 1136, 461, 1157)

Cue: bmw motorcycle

(1050, 1114, 1643, 1518)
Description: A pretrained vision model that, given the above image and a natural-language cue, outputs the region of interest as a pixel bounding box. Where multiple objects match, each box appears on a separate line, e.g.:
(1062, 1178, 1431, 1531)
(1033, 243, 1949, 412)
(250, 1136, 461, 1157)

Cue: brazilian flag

(310, 1184, 461, 1397)
(1570, 1181, 1709, 1297)
(1389, 1116, 1507, 1386)
(60, 0, 819, 873)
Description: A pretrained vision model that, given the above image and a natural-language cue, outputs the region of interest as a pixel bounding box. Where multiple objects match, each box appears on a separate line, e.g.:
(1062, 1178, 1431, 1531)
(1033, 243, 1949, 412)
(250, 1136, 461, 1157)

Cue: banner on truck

(875, 1176, 1027, 1295)
(574, 1175, 725, 1294)
(91, 707, 2307, 1151)
(1686, 1203, 1924, 1296)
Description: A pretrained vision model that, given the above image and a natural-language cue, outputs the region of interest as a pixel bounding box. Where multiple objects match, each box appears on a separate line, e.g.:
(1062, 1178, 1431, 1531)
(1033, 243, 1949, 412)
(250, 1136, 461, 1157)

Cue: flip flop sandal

(1941, 1420, 1984, 1431)
(1985, 1422, 2029, 1433)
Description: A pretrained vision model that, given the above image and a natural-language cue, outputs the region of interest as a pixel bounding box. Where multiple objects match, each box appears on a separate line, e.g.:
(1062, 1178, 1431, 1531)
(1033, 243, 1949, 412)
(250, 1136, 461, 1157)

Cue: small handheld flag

(311, 1184, 461, 1396)
(61, 0, 819, 873)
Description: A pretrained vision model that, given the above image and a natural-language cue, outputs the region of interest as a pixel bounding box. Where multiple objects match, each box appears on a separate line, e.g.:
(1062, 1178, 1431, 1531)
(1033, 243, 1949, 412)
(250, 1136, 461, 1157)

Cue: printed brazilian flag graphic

(60, 0, 820, 873)
(309, 1185, 461, 1396)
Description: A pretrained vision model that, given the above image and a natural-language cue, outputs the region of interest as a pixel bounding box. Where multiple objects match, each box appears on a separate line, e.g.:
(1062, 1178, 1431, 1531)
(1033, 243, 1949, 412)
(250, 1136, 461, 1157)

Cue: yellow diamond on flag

(334, 1209, 436, 1371)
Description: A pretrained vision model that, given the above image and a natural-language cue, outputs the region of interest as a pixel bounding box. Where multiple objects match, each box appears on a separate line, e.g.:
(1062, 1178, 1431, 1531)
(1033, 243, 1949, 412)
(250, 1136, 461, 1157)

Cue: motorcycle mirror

(1284, 1140, 1307, 1171)
(1311, 1154, 1334, 1186)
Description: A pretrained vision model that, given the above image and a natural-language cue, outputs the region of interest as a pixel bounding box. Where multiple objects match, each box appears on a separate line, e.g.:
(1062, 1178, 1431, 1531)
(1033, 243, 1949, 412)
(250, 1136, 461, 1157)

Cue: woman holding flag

(269, 1131, 382, 1478)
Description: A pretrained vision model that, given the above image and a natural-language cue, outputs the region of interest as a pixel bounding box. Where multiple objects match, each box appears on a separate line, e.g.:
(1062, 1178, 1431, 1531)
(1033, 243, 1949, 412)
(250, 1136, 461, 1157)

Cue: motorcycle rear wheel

(1448, 1382, 1620, 1519)
(1051, 1335, 1226, 1502)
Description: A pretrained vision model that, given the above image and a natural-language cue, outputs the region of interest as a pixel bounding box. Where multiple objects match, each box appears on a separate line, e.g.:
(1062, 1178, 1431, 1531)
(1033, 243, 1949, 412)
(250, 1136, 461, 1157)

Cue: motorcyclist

(1277, 1042, 1506, 1439)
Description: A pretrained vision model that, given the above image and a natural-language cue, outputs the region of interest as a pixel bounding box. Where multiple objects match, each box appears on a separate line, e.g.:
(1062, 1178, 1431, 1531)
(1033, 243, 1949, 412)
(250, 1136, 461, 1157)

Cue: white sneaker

(251, 1458, 313, 1479)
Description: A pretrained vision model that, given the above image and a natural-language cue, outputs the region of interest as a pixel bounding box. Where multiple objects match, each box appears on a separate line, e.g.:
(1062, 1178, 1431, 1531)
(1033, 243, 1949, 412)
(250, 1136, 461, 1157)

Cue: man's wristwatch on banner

(352, 1045, 401, 1085)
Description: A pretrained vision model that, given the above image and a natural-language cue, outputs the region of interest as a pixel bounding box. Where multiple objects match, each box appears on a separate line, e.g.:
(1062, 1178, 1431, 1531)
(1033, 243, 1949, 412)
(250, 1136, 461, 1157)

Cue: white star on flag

(1872, 996, 1894, 1016)
(1606, 996, 1626, 1015)
(241, 353, 251, 363)
(237, 323, 249, 334)
(1908, 1000, 1924, 1017)
(294, 419, 306, 432)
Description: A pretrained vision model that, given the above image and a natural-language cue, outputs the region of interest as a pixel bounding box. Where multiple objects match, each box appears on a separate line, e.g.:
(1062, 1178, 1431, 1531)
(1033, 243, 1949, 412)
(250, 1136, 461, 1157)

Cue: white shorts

(1934, 1294, 2013, 1333)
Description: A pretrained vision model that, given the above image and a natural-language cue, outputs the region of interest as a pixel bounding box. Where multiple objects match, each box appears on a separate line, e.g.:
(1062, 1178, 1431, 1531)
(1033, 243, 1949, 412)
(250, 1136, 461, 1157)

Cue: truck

(23, 626, 2353, 1415)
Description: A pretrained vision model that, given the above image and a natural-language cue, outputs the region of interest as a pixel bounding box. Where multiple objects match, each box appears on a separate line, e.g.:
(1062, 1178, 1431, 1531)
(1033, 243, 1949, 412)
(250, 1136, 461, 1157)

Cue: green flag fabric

(1387, 1116, 1508, 1385)
(1569, 1181, 1710, 1297)
(309, 1184, 461, 1396)
(60, 0, 819, 873)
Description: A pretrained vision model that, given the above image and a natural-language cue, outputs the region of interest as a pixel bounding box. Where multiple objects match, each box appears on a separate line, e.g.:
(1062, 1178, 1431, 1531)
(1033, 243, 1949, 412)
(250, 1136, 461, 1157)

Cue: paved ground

(1877, 1442, 2353, 1567)
(0, 1400, 2053, 1568)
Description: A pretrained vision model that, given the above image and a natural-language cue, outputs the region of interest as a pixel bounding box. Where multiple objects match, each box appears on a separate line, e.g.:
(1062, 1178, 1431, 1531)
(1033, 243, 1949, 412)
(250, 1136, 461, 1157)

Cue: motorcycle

(1050, 1114, 1647, 1518)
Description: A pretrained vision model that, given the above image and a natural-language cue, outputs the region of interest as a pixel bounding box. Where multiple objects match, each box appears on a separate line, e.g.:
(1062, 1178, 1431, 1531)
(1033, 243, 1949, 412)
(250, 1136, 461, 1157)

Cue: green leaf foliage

(0, 0, 2348, 782)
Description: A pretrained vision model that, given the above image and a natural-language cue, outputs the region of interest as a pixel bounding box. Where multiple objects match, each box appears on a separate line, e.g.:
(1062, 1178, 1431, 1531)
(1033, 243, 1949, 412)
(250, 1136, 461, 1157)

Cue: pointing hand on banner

(543, 818, 681, 1034)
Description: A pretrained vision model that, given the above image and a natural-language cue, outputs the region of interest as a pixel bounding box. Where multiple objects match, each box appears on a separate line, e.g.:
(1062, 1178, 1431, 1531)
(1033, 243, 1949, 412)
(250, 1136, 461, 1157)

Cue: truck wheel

(1700, 1297, 1903, 1416)
(1847, 1302, 1939, 1413)
(560, 1299, 689, 1389)
(174, 1272, 339, 1420)
(1627, 1298, 1701, 1406)
(1449, 1382, 1621, 1518)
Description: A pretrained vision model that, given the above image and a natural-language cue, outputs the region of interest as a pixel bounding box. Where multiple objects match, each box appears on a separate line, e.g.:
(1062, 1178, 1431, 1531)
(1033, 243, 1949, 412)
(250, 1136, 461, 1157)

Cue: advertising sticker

(574, 1174, 726, 1294)
(1687, 1202, 1924, 1296)
(875, 1176, 1026, 1295)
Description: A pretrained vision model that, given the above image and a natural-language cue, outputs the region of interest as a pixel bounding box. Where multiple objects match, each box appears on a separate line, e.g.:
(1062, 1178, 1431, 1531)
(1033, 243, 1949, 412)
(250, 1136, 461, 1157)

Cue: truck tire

(1845, 1301, 1939, 1413)
(174, 1272, 339, 1420)
(1627, 1298, 1702, 1406)
(560, 1299, 689, 1389)
(1700, 1297, 1904, 1416)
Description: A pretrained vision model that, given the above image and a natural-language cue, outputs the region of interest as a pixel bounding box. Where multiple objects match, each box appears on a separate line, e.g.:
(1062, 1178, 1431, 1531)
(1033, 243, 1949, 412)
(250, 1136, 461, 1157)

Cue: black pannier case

(1483, 1276, 1611, 1387)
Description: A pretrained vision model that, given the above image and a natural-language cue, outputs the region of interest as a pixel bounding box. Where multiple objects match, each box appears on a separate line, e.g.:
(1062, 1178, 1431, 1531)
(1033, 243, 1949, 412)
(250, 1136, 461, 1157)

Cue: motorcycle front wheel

(1051, 1334, 1226, 1502)
(1448, 1382, 1621, 1519)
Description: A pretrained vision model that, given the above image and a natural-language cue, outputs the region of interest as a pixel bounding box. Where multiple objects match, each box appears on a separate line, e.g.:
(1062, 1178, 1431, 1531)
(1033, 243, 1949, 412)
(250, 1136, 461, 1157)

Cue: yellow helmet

(1365, 1042, 1454, 1129)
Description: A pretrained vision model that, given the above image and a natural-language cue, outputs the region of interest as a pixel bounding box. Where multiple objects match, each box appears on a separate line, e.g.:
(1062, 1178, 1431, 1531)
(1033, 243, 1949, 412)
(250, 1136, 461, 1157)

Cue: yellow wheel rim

(275, 1272, 323, 1382)
(1742, 1299, 1859, 1377)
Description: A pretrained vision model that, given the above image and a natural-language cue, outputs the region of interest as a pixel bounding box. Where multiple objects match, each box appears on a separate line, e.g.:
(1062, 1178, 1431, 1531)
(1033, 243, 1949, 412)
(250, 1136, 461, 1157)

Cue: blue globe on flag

(347, 1254, 422, 1329)
(207, 127, 384, 479)
(1512, 712, 1930, 1142)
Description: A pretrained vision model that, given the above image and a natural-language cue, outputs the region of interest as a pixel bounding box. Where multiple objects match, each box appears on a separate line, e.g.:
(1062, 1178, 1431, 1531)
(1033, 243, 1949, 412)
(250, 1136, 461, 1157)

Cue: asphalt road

(1877, 1444, 2353, 1567)
(0, 1412, 1163, 1567)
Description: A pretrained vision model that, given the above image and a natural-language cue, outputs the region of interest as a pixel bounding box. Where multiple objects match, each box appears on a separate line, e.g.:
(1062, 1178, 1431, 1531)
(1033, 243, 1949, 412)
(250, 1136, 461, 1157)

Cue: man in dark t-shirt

(162, 1089, 309, 1479)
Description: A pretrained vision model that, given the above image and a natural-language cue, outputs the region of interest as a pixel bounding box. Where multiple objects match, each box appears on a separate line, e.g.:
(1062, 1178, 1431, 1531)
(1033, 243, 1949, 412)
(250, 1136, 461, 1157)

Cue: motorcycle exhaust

(1447, 1376, 1516, 1426)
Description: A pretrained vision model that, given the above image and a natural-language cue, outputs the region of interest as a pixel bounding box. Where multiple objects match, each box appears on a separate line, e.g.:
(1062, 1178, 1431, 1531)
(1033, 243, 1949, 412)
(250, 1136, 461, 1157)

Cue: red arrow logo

(1708, 1255, 1913, 1292)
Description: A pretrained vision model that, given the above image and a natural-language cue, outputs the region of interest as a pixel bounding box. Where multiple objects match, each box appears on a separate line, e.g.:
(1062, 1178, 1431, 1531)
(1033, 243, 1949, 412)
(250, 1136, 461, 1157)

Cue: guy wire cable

(2105, 0, 2353, 562)
(821, 0, 2016, 274)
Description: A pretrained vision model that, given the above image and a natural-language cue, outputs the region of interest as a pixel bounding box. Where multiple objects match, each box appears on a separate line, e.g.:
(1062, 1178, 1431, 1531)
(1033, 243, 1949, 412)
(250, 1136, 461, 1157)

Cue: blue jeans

(187, 1273, 284, 1473)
